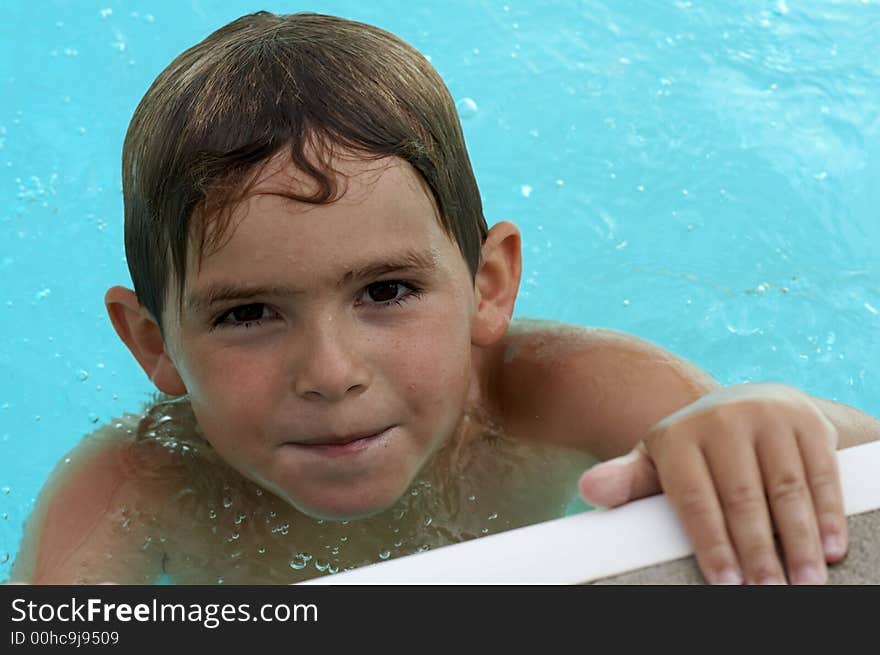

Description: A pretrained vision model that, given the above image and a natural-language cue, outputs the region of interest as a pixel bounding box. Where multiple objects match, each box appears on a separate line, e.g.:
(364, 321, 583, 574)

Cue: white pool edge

(300, 440, 880, 584)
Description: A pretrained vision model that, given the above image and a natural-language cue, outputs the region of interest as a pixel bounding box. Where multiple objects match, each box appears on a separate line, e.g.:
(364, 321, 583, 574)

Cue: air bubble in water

(290, 553, 311, 570)
(77, 370, 89, 381)
(456, 97, 478, 120)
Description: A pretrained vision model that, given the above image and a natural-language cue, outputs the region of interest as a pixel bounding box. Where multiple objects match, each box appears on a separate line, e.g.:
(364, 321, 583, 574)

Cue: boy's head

(121, 11, 487, 334)
(107, 11, 522, 520)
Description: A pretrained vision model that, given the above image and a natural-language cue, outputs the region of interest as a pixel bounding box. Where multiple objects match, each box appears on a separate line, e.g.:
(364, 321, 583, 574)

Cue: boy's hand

(578, 383, 846, 585)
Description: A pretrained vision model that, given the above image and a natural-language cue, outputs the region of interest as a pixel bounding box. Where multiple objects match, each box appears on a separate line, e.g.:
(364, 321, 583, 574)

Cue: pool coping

(300, 440, 880, 584)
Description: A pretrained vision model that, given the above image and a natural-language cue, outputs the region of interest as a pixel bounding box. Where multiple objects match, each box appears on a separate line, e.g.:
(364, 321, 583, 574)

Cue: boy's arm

(490, 320, 721, 458)
(493, 320, 877, 455)
(492, 319, 880, 585)
(10, 423, 171, 584)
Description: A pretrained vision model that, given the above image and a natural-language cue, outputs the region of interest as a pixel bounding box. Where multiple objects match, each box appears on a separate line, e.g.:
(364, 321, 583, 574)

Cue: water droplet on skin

(488, 513, 498, 520)
(315, 560, 331, 572)
(257, 547, 266, 555)
(208, 509, 217, 520)
(468, 494, 476, 502)
(340, 536, 348, 542)
(379, 551, 391, 560)
(222, 497, 232, 509)
(424, 517, 433, 526)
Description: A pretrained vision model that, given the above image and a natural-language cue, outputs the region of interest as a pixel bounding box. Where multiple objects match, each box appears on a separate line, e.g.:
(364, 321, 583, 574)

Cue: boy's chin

(294, 499, 396, 522)
(279, 484, 407, 522)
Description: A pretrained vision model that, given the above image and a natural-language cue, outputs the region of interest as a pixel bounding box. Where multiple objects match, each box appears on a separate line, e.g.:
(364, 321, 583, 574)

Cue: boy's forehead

(174, 148, 461, 308)
(188, 148, 443, 265)
(250, 148, 430, 209)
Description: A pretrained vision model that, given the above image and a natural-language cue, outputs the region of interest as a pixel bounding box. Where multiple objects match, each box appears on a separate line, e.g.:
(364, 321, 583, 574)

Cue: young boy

(11, 11, 879, 585)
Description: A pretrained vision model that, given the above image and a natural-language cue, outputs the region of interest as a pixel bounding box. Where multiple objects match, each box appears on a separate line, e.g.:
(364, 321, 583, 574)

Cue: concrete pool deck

(302, 440, 880, 585)
(591, 507, 880, 584)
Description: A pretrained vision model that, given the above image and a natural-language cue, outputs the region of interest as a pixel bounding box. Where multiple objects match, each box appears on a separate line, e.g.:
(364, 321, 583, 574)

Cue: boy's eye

(361, 280, 422, 306)
(213, 303, 273, 328)
(211, 281, 423, 330)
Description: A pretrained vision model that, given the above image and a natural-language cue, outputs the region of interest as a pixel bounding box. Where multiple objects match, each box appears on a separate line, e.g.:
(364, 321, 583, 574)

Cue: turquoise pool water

(1, 0, 878, 580)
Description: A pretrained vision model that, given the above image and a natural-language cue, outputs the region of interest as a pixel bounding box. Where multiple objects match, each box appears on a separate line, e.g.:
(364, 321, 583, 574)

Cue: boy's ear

(471, 221, 522, 347)
(104, 286, 187, 396)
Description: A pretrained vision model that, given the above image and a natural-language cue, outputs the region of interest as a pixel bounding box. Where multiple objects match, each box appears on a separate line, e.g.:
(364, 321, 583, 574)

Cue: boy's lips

(291, 425, 395, 447)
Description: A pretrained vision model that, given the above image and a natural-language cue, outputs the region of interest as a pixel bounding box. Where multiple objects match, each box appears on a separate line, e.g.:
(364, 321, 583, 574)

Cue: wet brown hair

(122, 11, 487, 334)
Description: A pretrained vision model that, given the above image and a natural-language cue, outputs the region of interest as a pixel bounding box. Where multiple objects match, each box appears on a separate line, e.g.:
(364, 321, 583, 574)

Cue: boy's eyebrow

(185, 248, 439, 313)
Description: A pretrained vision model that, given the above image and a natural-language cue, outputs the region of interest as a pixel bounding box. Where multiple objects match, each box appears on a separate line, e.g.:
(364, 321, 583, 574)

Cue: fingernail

(823, 534, 845, 558)
(757, 576, 786, 585)
(793, 564, 825, 585)
(715, 568, 742, 585)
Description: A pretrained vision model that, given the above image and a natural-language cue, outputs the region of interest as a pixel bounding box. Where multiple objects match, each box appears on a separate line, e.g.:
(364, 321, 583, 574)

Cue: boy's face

(160, 151, 480, 520)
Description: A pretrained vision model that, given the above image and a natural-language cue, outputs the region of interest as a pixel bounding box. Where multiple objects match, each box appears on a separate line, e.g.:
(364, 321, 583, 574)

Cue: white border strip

(301, 440, 880, 584)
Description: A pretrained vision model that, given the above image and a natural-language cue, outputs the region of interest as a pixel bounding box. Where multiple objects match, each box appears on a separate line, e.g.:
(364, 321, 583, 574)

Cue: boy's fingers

(753, 431, 825, 584)
(797, 429, 847, 562)
(704, 434, 787, 584)
(650, 441, 742, 584)
(577, 445, 660, 508)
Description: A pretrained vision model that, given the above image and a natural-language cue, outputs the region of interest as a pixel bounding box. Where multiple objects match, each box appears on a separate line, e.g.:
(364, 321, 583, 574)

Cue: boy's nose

(293, 316, 370, 401)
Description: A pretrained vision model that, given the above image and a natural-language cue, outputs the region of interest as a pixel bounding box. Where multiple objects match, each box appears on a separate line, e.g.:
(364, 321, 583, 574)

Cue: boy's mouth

(286, 426, 395, 456)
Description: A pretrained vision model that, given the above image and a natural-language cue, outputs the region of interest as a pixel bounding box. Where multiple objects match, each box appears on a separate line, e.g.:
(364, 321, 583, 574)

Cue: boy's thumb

(578, 444, 660, 508)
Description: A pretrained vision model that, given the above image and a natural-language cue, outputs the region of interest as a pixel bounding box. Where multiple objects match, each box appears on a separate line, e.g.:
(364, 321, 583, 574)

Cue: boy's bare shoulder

(10, 413, 192, 583)
(487, 318, 719, 458)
